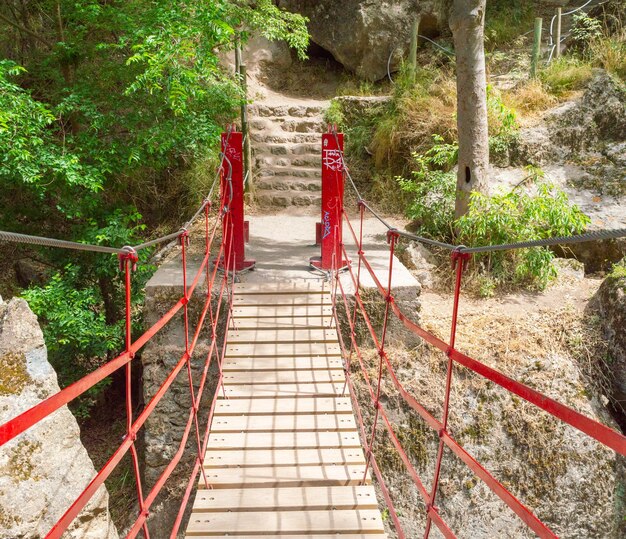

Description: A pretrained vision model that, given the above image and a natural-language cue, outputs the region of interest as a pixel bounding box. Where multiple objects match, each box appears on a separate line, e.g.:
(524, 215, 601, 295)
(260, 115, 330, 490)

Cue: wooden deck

(184, 282, 387, 538)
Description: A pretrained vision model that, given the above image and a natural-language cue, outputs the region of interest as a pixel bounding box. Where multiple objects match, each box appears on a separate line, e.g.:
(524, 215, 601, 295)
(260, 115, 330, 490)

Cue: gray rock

(0, 298, 118, 539)
(593, 266, 626, 416)
(13, 258, 46, 289)
(404, 242, 436, 289)
(511, 72, 626, 167)
(359, 342, 622, 538)
(551, 70, 626, 156)
(277, 1, 444, 80)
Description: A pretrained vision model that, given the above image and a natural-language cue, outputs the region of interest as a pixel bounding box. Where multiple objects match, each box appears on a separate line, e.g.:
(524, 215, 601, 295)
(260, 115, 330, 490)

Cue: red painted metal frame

(221, 129, 254, 272)
(0, 148, 236, 538)
(311, 129, 346, 270)
(333, 205, 626, 539)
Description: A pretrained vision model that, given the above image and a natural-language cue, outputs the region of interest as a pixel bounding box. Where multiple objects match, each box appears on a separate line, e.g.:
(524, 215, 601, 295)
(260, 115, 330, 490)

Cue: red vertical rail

(311, 129, 346, 270)
(121, 249, 151, 539)
(180, 231, 210, 489)
(423, 250, 469, 539)
(221, 130, 254, 272)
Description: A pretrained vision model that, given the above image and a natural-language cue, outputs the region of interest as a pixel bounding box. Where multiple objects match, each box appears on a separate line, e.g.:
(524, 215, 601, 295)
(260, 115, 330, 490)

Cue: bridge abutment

(140, 255, 224, 533)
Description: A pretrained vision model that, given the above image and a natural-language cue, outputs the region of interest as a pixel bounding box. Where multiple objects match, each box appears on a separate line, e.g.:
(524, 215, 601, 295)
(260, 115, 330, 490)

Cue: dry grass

(369, 74, 457, 171)
(539, 57, 594, 97)
(503, 80, 558, 119)
(591, 29, 626, 80)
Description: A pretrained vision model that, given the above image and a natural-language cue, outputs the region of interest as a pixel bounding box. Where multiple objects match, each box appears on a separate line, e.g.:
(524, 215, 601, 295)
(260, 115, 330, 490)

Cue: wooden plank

(232, 304, 332, 318)
(203, 448, 366, 468)
(199, 464, 371, 488)
(226, 342, 341, 357)
(231, 316, 332, 329)
(235, 282, 329, 294)
(233, 293, 331, 306)
(222, 356, 344, 372)
(214, 397, 353, 416)
(210, 414, 356, 432)
(227, 328, 338, 343)
(222, 369, 345, 385)
(191, 485, 377, 512)
(185, 509, 384, 536)
(222, 382, 345, 399)
(205, 431, 361, 450)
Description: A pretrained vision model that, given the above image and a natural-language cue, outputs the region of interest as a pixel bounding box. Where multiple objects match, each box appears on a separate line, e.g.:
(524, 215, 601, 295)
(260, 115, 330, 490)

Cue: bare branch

(0, 10, 52, 47)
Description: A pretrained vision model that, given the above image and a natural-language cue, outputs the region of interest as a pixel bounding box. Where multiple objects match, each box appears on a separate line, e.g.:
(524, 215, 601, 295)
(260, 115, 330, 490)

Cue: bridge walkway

(184, 281, 387, 538)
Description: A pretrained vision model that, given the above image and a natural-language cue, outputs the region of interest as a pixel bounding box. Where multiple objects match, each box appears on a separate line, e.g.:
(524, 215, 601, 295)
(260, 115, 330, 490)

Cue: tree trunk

(449, 0, 489, 218)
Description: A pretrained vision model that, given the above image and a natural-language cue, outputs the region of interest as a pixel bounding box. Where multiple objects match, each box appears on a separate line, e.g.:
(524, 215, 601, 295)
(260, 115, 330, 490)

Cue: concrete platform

(145, 213, 420, 297)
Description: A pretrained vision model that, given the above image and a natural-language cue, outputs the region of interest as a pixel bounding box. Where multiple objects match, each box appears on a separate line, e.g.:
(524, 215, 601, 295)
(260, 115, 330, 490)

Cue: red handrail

(332, 203, 626, 539)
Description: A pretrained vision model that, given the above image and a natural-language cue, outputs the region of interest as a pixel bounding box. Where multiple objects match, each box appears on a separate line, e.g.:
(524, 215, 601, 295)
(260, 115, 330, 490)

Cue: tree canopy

(0, 0, 308, 400)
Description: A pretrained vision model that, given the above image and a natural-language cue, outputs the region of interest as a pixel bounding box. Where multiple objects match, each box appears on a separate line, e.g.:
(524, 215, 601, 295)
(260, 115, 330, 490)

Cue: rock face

(277, 0, 444, 80)
(506, 71, 626, 271)
(593, 266, 626, 423)
(0, 298, 118, 539)
(140, 256, 221, 534)
(354, 337, 624, 537)
(514, 71, 626, 166)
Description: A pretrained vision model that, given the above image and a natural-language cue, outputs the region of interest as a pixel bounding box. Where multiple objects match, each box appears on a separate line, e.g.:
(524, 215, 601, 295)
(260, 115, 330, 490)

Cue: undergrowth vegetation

(0, 0, 308, 416)
(328, 2, 626, 293)
(398, 137, 590, 292)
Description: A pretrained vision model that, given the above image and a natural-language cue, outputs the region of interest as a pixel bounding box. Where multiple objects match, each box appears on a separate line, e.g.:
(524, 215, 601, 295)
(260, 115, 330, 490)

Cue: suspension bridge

(0, 125, 625, 539)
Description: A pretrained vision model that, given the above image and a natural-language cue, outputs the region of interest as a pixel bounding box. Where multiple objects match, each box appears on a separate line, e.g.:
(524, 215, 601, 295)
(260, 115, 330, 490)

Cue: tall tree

(449, 0, 489, 218)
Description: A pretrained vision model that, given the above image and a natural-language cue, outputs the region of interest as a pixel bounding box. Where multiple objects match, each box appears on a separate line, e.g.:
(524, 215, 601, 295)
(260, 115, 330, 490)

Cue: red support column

(311, 129, 347, 270)
(221, 129, 254, 272)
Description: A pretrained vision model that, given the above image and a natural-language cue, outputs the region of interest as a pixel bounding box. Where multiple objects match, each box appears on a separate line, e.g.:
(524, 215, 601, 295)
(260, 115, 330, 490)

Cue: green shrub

(487, 85, 520, 161)
(399, 147, 591, 290)
(457, 184, 590, 289)
(22, 210, 154, 418)
(571, 12, 604, 53)
(485, 0, 534, 49)
(323, 99, 345, 128)
(397, 136, 457, 238)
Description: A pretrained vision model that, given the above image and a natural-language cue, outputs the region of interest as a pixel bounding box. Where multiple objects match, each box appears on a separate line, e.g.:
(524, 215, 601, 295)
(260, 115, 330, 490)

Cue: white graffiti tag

(323, 149, 343, 172)
(322, 210, 331, 240)
(225, 145, 241, 162)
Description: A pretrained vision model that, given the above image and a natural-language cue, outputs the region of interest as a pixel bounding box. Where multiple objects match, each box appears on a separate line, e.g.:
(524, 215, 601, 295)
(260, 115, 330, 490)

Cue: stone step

(256, 178, 321, 192)
(280, 119, 326, 133)
(255, 155, 321, 168)
(251, 133, 321, 145)
(249, 104, 327, 118)
(256, 190, 321, 208)
(253, 143, 320, 156)
(258, 167, 319, 179)
(250, 118, 325, 134)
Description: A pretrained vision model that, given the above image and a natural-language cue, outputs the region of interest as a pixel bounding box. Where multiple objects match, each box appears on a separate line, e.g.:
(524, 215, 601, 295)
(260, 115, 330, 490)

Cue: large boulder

(0, 298, 118, 539)
(593, 265, 626, 419)
(277, 0, 445, 80)
(512, 71, 626, 166)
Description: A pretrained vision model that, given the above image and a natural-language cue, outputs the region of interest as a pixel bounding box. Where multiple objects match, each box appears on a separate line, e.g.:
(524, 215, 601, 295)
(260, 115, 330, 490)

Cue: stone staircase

(249, 102, 327, 208)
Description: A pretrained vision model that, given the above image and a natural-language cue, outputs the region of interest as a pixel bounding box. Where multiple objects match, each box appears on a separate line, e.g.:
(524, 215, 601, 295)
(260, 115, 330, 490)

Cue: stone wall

(0, 297, 118, 539)
(140, 256, 223, 534)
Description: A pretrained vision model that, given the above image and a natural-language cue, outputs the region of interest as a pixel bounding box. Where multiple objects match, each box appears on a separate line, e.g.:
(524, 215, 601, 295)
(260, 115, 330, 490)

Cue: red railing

(328, 198, 626, 539)
(0, 137, 238, 538)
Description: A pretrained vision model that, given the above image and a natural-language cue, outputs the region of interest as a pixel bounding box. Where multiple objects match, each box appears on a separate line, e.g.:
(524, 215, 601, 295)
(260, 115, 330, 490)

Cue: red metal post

(311, 129, 347, 270)
(221, 129, 254, 272)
